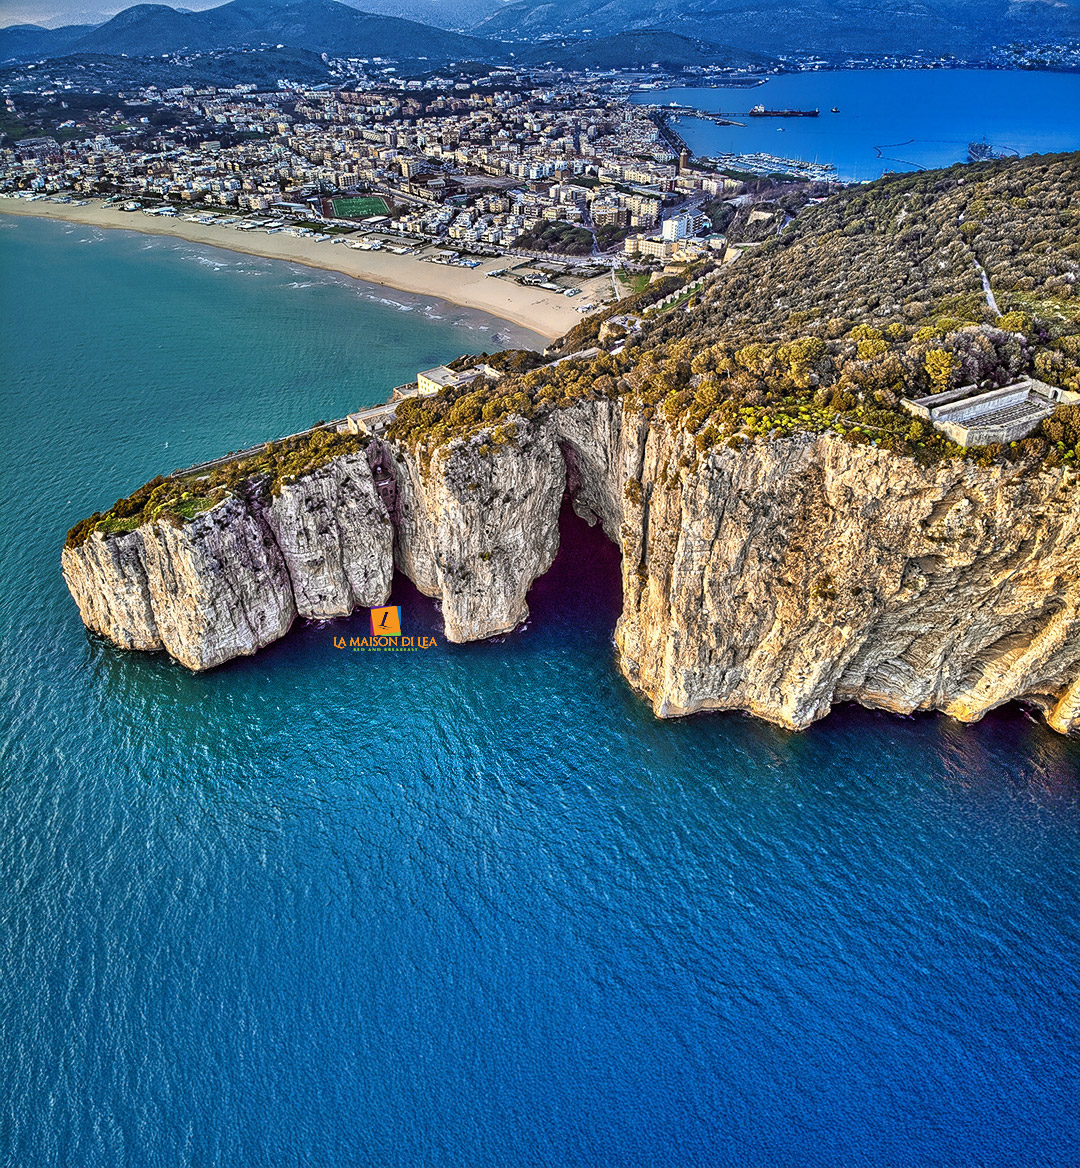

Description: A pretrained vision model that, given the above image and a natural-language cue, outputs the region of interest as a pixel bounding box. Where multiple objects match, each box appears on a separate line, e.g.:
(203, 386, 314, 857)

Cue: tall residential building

(662, 212, 692, 242)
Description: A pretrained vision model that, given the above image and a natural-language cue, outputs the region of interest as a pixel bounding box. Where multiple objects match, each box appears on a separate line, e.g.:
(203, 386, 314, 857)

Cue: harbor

(630, 68, 1080, 181)
(647, 104, 838, 181)
(701, 152, 838, 181)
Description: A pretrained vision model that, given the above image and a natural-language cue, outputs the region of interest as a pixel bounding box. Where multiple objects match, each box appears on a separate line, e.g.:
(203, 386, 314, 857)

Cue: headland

(55, 151, 1080, 735)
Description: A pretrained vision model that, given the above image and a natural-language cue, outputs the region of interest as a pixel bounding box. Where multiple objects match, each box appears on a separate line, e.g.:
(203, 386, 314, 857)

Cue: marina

(702, 152, 837, 180)
(647, 107, 836, 179)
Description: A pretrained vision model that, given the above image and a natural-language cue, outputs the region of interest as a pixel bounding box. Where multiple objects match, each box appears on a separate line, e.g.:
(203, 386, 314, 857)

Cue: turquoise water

(2, 214, 1079, 1167)
(631, 69, 1080, 180)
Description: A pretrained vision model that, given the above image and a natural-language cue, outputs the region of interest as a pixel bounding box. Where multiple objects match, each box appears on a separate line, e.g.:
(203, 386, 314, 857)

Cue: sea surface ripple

(1, 215, 1078, 1168)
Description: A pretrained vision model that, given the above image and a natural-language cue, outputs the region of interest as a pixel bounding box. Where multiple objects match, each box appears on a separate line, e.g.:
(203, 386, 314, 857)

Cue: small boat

(831, 106, 840, 113)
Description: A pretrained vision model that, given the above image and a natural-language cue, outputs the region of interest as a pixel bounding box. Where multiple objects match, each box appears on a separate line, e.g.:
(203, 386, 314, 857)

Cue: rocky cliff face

(609, 419, 1080, 737)
(62, 450, 393, 671)
(390, 422, 565, 641)
(62, 405, 1080, 734)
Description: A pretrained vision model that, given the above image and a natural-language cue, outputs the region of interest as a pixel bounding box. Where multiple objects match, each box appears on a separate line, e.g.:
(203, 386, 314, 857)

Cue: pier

(649, 103, 819, 125)
(650, 104, 747, 126)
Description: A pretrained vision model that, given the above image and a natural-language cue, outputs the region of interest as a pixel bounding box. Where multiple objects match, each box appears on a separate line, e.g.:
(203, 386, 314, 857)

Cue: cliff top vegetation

(65, 428, 368, 550)
(69, 151, 1080, 548)
(389, 151, 1080, 472)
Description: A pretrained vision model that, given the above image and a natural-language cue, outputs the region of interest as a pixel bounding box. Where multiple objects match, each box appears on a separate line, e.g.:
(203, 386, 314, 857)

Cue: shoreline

(0, 198, 591, 341)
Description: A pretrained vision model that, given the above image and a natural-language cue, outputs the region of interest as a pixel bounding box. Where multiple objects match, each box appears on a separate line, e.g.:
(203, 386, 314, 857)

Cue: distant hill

(0, 46, 337, 89)
(517, 30, 771, 70)
(4, 0, 1076, 71)
(0, 22, 97, 60)
(72, 4, 210, 56)
(473, 0, 1080, 56)
(0, 0, 496, 64)
(0, 0, 773, 73)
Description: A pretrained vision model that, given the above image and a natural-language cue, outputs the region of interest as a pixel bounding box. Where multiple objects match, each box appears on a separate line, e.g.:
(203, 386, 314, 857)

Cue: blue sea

(631, 69, 1080, 180)
(1, 214, 1078, 1167)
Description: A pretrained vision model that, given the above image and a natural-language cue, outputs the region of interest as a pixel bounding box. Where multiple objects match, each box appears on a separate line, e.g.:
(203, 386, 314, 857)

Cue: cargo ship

(749, 105, 819, 117)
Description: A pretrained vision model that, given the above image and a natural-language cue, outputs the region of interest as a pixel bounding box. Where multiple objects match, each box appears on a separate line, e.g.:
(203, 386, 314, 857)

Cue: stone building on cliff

(903, 378, 1078, 447)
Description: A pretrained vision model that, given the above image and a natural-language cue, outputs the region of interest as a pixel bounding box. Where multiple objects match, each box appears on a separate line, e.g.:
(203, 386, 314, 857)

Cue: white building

(662, 212, 692, 242)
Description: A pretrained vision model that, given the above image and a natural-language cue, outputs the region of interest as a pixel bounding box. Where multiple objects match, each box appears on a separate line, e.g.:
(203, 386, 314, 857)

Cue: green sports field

(332, 195, 390, 219)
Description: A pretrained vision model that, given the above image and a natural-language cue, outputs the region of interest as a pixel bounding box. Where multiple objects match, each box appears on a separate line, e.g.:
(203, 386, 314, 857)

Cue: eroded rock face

(606, 422, 1080, 736)
(61, 526, 163, 654)
(393, 420, 565, 641)
(264, 451, 394, 619)
(138, 497, 298, 671)
(62, 404, 1080, 734)
(551, 398, 638, 540)
(62, 453, 394, 671)
(62, 497, 296, 671)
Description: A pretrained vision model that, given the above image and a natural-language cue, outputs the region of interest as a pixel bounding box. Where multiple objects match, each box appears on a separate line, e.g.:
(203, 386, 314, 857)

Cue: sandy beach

(0, 198, 595, 340)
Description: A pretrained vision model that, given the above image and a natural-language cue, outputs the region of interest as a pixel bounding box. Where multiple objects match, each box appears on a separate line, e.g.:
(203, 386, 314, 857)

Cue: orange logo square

(370, 605, 401, 636)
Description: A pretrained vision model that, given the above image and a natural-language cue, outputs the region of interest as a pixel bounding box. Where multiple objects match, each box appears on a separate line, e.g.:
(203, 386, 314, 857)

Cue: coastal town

(0, 65, 828, 284)
(5, 19, 1079, 283)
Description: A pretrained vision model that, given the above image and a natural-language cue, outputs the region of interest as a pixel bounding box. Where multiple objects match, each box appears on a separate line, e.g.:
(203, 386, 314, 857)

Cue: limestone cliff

(62, 405, 1080, 734)
(609, 419, 1080, 737)
(62, 450, 393, 671)
(389, 422, 565, 641)
(263, 450, 394, 621)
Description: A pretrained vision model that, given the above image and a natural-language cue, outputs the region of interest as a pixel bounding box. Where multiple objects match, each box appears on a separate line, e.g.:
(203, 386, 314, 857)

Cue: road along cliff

(62, 401, 1080, 734)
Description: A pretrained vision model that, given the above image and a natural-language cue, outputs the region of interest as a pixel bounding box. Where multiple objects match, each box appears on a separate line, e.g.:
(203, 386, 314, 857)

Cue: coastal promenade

(0, 198, 583, 340)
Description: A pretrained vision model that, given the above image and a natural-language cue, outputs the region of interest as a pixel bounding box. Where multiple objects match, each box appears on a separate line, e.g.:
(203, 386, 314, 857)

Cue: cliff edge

(61, 153, 1080, 733)
(62, 401, 1079, 734)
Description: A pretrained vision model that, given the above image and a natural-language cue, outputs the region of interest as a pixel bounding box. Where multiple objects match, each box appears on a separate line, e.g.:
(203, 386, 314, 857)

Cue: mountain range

(0, 0, 492, 62)
(2, 0, 1079, 68)
(0, 0, 770, 70)
(473, 0, 1080, 56)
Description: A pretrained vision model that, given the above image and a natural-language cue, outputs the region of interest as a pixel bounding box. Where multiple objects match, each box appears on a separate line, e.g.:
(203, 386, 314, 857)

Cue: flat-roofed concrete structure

(902, 378, 1077, 447)
(344, 403, 397, 436)
(416, 364, 503, 397)
(343, 363, 507, 436)
(416, 366, 462, 395)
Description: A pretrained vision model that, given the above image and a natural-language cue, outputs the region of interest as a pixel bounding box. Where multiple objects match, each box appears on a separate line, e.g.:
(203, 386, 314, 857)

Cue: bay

(631, 69, 1080, 181)
(1, 214, 1078, 1168)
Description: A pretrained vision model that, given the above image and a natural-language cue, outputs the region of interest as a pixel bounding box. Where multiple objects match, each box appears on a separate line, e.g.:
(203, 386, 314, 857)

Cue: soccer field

(332, 196, 390, 219)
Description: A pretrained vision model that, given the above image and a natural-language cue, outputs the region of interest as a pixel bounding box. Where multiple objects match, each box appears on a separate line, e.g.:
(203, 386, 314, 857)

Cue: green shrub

(66, 429, 369, 547)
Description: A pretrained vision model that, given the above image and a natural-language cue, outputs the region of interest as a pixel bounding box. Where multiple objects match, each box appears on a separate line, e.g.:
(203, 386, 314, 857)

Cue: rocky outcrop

(62, 451, 394, 671)
(551, 398, 639, 539)
(62, 496, 296, 671)
(391, 421, 565, 641)
(61, 525, 164, 654)
(609, 421, 1080, 736)
(263, 451, 394, 620)
(62, 404, 1080, 733)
